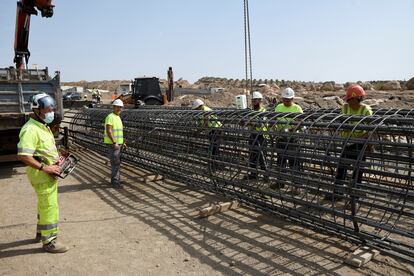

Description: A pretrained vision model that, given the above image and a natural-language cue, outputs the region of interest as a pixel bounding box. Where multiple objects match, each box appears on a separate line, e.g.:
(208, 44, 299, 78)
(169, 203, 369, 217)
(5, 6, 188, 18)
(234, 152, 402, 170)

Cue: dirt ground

(1, 149, 413, 276)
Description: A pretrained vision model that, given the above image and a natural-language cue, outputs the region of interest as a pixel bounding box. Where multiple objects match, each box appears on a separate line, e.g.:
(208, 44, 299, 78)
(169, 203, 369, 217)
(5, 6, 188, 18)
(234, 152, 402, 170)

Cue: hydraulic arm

(14, 0, 54, 69)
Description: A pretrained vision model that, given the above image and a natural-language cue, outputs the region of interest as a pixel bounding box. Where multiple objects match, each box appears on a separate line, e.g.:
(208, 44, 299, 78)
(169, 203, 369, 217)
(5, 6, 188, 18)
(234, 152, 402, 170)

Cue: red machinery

(14, 0, 54, 69)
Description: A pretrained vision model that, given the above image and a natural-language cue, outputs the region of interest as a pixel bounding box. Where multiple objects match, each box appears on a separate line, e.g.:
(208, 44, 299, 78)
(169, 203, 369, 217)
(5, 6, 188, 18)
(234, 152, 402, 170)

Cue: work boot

(111, 182, 122, 189)
(34, 232, 41, 243)
(43, 239, 69, 253)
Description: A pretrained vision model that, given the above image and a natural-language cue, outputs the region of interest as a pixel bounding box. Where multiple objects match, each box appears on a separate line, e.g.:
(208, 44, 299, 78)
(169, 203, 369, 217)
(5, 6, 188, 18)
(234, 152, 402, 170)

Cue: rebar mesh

(65, 108, 414, 260)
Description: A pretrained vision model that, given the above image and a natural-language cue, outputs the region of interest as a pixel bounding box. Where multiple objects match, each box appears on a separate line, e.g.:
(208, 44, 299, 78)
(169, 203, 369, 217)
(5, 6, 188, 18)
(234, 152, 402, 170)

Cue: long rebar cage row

(66, 108, 414, 261)
(131, 105, 414, 118)
(306, 108, 414, 118)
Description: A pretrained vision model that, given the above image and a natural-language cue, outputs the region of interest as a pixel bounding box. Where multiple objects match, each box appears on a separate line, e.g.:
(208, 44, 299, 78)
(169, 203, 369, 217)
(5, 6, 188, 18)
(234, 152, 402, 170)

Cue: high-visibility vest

(251, 106, 269, 139)
(104, 112, 124, 144)
(340, 104, 373, 138)
(274, 103, 303, 131)
(341, 103, 372, 116)
(17, 117, 59, 185)
(200, 106, 222, 128)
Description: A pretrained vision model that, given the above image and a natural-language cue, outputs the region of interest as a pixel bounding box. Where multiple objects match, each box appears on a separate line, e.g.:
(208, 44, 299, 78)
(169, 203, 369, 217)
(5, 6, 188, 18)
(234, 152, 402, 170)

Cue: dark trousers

(208, 129, 222, 171)
(248, 134, 267, 178)
(108, 145, 121, 185)
(276, 137, 299, 170)
(335, 143, 366, 194)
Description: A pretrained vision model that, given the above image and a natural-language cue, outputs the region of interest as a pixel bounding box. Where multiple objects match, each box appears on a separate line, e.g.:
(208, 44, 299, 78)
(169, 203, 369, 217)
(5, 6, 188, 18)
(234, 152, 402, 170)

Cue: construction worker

(192, 99, 222, 171)
(272, 88, 303, 190)
(96, 90, 102, 103)
(244, 91, 269, 181)
(91, 88, 97, 101)
(104, 99, 126, 188)
(325, 84, 372, 201)
(17, 93, 68, 253)
(274, 88, 303, 167)
(112, 91, 118, 101)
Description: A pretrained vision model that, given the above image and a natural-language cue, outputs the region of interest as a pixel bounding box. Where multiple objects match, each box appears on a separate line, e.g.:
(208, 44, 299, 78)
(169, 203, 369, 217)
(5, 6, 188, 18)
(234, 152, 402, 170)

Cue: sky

(0, 0, 413, 83)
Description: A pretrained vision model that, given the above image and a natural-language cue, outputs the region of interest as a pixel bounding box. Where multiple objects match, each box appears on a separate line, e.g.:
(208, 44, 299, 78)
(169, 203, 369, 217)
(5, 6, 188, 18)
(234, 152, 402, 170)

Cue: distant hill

(63, 77, 411, 92)
(62, 80, 129, 92)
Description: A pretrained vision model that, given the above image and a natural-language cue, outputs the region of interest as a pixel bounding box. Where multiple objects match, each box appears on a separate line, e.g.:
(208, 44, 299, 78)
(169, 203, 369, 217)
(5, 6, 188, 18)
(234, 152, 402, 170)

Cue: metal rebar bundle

(103, 105, 414, 118)
(66, 108, 414, 261)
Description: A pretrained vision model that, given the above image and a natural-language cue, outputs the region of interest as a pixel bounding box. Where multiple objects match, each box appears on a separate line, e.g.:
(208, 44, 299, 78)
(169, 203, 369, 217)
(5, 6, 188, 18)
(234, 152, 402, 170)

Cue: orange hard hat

(345, 84, 366, 100)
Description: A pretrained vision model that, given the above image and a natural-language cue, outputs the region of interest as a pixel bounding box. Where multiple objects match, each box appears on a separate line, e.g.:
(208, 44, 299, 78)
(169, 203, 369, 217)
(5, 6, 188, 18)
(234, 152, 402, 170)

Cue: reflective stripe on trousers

(37, 223, 58, 230)
(33, 179, 59, 244)
(41, 233, 58, 242)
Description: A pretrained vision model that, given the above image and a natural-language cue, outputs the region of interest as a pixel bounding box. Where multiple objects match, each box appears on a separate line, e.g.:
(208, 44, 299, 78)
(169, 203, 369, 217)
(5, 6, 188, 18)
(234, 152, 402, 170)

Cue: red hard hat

(345, 84, 366, 100)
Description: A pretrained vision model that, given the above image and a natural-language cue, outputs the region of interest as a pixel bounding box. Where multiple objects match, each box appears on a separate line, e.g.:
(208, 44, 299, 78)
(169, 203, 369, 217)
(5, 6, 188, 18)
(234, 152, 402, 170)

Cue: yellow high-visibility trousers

(32, 179, 59, 244)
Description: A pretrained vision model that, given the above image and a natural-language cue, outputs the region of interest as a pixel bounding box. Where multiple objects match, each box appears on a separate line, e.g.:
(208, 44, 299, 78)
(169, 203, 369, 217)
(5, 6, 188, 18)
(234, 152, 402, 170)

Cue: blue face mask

(44, 111, 55, 124)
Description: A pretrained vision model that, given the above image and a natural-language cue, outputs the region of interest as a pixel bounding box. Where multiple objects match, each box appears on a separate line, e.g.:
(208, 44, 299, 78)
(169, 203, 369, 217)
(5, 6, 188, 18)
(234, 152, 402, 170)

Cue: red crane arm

(14, 0, 54, 69)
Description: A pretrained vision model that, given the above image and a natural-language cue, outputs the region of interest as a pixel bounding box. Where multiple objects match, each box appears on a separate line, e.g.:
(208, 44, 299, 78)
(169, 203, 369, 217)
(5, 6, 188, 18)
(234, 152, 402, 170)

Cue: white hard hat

(282, 88, 295, 99)
(192, 99, 205, 109)
(251, 91, 263, 100)
(30, 93, 56, 109)
(112, 99, 124, 107)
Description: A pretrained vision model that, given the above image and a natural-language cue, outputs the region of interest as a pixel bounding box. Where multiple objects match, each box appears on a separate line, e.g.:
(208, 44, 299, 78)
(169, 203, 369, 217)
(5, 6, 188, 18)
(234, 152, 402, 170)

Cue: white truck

(0, 67, 63, 162)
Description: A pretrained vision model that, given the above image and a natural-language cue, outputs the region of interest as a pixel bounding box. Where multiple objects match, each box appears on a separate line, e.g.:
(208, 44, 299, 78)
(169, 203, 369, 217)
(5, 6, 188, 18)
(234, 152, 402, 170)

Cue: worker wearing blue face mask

(17, 93, 68, 253)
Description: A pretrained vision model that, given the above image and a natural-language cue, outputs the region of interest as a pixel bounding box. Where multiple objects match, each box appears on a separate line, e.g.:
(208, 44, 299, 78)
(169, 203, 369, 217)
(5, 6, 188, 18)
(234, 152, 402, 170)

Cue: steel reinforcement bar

(135, 106, 414, 118)
(66, 108, 414, 261)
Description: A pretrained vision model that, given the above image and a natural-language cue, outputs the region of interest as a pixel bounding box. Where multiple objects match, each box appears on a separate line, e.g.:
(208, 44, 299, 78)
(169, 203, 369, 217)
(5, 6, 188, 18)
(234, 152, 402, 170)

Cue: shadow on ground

(64, 150, 411, 275)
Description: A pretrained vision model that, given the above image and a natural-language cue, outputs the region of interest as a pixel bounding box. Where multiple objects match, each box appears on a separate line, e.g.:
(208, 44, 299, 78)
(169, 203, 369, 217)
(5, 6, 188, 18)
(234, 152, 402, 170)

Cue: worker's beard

(253, 103, 260, 110)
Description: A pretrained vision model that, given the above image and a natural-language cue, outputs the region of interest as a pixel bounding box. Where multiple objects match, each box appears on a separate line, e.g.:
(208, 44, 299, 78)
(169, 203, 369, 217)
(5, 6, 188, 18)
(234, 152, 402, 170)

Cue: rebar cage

(66, 108, 414, 261)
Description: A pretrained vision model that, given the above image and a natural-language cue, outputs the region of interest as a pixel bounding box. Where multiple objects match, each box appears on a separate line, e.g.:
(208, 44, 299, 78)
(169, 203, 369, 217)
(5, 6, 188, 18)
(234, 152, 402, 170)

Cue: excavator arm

(14, 0, 54, 69)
